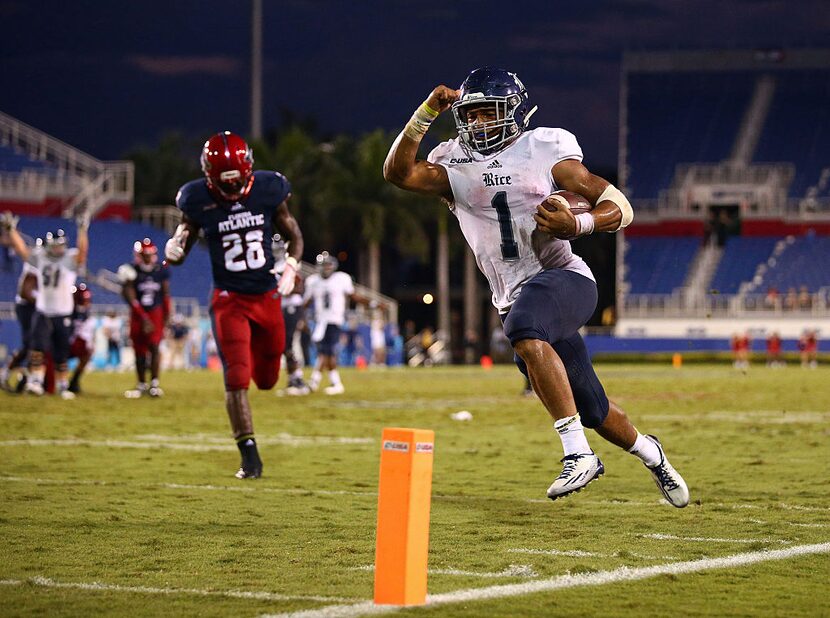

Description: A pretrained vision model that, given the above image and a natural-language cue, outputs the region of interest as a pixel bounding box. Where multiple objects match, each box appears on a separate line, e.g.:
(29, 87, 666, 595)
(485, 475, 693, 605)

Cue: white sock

(328, 370, 341, 386)
(30, 367, 45, 385)
(310, 370, 322, 386)
(291, 368, 304, 380)
(554, 415, 591, 456)
(628, 432, 662, 467)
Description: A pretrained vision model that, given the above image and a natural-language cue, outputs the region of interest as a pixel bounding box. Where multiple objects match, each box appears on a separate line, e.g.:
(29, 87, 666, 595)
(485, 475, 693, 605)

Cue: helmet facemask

(452, 94, 526, 156)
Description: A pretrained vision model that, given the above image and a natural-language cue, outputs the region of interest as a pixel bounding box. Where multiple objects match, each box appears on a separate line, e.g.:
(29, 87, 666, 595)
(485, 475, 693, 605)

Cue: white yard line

(0, 476, 377, 498)
(351, 565, 538, 579)
(640, 533, 789, 544)
(261, 542, 830, 618)
(508, 548, 676, 560)
(0, 575, 354, 603)
(0, 433, 371, 451)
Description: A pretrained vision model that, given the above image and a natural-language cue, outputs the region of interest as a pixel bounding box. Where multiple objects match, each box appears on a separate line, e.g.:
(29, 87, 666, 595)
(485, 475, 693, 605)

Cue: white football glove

(277, 260, 297, 296)
(164, 226, 189, 263)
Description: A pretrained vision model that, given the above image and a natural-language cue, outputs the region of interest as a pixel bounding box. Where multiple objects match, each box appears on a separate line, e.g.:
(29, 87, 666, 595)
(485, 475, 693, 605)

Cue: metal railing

(0, 111, 133, 217)
(622, 291, 830, 318)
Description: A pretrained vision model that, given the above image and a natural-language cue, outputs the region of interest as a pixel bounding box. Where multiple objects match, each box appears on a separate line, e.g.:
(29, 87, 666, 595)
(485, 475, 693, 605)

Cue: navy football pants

(502, 269, 609, 428)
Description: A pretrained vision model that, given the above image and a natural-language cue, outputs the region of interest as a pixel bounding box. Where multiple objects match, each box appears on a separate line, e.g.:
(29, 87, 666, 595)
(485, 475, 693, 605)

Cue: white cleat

(124, 383, 147, 399)
(284, 385, 310, 396)
(644, 435, 690, 508)
(324, 383, 345, 395)
(60, 389, 76, 400)
(148, 386, 164, 398)
(546, 452, 604, 501)
(24, 381, 45, 396)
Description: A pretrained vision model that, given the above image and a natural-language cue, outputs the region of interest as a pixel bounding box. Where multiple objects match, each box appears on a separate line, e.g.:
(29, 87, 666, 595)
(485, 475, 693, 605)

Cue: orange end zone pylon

(374, 427, 435, 606)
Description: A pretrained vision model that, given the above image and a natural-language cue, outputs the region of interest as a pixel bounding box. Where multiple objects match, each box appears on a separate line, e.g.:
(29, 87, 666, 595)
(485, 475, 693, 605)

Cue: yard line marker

(0, 575, 354, 603)
(260, 542, 830, 618)
(641, 533, 789, 544)
(352, 564, 538, 579)
(508, 548, 676, 561)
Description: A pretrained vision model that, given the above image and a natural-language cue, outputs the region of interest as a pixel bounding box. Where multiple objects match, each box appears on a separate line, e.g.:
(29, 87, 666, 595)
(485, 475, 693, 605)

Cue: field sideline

(1, 364, 828, 617)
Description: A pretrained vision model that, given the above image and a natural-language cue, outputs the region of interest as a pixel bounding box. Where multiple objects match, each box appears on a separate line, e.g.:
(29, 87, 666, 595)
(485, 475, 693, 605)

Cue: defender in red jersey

(166, 131, 304, 480)
(118, 238, 171, 398)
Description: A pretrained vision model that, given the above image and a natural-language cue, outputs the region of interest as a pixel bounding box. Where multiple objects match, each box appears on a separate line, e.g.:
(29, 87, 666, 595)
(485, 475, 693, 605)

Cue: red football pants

(209, 288, 285, 391)
(130, 306, 165, 356)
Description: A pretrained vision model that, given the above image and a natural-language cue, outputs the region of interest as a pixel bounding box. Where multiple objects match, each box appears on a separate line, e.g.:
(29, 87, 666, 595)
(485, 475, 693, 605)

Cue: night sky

(2, 0, 828, 169)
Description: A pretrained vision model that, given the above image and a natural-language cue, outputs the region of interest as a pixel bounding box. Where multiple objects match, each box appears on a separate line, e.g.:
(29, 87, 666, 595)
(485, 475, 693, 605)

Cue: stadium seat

(624, 236, 700, 294)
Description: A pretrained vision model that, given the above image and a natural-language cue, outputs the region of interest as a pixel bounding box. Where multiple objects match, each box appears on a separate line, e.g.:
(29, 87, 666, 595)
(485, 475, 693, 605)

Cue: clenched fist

(425, 85, 461, 115)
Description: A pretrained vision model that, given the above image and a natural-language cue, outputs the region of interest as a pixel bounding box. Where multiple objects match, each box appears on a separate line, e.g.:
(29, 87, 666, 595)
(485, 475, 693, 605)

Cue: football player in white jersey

(384, 68, 688, 507)
(302, 251, 369, 395)
(4, 215, 89, 399)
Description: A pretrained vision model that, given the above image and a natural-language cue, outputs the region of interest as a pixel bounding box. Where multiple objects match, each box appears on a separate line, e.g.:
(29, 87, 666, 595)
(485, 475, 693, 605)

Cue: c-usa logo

(450, 157, 473, 164)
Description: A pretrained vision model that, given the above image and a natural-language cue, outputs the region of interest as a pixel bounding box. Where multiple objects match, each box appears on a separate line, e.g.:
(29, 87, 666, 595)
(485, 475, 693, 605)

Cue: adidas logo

(486, 159, 502, 169)
(231, 203, 244, 211)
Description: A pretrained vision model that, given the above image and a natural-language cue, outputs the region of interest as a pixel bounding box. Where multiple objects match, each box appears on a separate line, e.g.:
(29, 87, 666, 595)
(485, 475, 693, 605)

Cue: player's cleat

(234, 464, 263, 480)
(60, 389, 76, 400)
(24, 381, 45, 396)
(643, 435, 689, 508)
(284, 376, 310, 396)
(124, 383, 147, 399)
(546, 452, 604, 501)
(148, 385, 164, 397)
(324, 383, 345, 395)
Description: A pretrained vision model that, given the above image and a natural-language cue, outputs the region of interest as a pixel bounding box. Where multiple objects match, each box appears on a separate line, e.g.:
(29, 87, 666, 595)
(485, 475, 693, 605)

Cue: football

(543, 190, 593, 214)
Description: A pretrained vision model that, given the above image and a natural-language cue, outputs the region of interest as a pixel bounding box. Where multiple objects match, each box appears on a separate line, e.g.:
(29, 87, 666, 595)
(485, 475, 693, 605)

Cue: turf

(1, 364, 828, 617)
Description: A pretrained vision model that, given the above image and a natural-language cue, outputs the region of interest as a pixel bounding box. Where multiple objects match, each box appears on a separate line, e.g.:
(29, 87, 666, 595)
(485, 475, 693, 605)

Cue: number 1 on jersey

(491, 191, 519, 260)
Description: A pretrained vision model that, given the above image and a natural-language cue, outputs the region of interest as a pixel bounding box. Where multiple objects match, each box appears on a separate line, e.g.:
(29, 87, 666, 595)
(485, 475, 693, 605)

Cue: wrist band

(403, 101, 440, 141)
(285, 256, 298, 269)
(574, 212, 595, 236)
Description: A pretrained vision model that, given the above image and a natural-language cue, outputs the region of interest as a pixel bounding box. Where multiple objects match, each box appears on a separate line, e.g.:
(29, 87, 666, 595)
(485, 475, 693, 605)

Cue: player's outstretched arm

(165, 215, 200, 266)
(1, 213, 30, 262)
(382, 86, 457, 200)
(75, 212, 89, 268)
(535, 160, 633, 239)
(274, 196, 304, 295)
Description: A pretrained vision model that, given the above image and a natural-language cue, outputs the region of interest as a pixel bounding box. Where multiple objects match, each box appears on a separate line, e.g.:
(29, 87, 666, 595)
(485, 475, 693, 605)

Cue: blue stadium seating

(0, 144, 51, 172)
(754, 70, 830, 198)
(709, 236, 779, 294)
(627, 72, 755, 200)
(758, 235, 830, 292)
(624, 236, 700, 294)
(1, 216, 214, 306)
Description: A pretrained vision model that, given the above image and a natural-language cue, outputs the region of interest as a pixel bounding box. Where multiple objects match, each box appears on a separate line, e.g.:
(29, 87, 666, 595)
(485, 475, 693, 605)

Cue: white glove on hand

(277, 261, 297, 296)
(164, 227, 188, 264)
(165, 237, 185, 263)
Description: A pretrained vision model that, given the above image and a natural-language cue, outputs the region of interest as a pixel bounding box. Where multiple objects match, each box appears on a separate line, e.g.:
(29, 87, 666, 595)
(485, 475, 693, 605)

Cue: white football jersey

(304, 271, 354, 327)
(428, 127, 594, 312)
(27, 246, 79, 317)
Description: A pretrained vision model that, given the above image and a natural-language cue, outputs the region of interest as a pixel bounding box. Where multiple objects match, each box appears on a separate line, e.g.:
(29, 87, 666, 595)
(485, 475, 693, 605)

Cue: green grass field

(1, 364, 829, 617)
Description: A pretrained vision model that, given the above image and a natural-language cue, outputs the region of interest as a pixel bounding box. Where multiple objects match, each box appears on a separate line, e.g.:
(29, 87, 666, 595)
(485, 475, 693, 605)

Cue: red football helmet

(134, 237, 158, 271)
(73, 282, 92, 307)
(201, 131, 254, 202)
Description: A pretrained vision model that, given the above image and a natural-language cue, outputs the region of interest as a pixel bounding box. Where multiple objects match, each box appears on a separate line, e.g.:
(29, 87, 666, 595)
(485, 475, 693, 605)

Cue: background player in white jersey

(384, 67, 688, 507)
(3, 214, 89, 399)
(303, 251, 368, 395)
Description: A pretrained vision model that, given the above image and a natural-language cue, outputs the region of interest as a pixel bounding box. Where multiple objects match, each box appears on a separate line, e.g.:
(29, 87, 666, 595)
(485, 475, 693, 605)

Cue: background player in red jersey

(67, 283, 95, 394)
(118, 238, 170, 398)
(165, 131, 304, 480)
